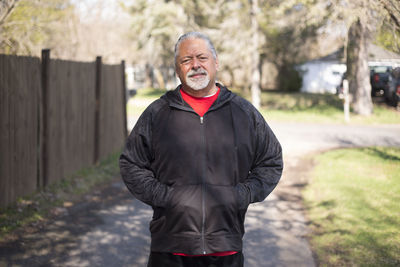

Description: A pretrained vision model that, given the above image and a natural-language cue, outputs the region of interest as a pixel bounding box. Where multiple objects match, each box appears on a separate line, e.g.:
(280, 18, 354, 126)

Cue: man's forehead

(178, 38, 211, 56)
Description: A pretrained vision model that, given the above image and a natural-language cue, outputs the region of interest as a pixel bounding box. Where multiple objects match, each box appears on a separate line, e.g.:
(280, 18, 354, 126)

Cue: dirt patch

(275, 154, 316, 203)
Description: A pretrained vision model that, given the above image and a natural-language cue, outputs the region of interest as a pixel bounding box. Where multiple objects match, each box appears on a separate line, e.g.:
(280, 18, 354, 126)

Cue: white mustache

(188, 69, 207, 77)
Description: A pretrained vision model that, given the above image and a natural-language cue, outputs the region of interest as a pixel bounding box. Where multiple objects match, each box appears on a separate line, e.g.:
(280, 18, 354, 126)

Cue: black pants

(147, 252, 244, 267)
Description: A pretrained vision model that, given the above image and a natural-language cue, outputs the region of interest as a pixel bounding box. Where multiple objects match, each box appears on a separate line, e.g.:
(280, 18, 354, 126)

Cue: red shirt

(175, 87, 237, 257)
(180, 87, 220, 117)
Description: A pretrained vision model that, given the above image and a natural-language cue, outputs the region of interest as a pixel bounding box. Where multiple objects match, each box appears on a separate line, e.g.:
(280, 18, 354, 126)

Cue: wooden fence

(0, 51, 127, 208)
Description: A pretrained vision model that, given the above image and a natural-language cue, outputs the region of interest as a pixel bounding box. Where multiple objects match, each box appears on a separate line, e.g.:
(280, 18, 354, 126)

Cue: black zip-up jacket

(119, 84, 283, 255)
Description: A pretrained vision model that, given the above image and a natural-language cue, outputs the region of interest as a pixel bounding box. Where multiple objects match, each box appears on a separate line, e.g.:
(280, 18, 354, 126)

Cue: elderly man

(120, 32, 283, 267)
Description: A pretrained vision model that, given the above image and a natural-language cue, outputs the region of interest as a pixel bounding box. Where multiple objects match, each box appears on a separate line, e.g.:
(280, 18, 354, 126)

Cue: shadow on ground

(0, 180, 151, 266)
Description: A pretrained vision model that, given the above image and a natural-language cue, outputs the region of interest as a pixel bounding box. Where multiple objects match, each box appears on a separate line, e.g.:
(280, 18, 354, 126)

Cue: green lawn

(259, 91, 400, 124)
(127, 88, 165, 117)
(303, 147, 400, 266)
(127, 88, 400, 125)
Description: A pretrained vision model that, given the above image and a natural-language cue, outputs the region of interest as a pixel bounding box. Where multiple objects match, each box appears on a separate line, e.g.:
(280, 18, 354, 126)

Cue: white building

(299, 44, 400, 94)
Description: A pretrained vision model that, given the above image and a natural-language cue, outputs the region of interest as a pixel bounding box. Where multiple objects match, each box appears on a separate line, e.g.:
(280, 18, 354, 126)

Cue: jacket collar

(162, 83, 235, 112)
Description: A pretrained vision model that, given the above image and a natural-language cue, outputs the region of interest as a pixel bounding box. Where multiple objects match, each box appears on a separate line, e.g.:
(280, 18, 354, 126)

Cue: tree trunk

(346, 18, 373, 116)
(153, 67, 165, 89)
(145, 63, 154, 88)
(250, 0, 261, 109)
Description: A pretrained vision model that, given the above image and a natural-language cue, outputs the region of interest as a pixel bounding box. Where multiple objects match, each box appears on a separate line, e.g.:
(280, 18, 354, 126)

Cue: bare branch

(378, 0, 400, 32)
(0, 0, 19, 24)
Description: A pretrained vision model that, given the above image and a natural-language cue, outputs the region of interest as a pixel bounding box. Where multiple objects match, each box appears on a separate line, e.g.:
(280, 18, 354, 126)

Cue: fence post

(40, 49, 50, 188)
(94, 56, 102, 164)
(121, 60, 128, 138)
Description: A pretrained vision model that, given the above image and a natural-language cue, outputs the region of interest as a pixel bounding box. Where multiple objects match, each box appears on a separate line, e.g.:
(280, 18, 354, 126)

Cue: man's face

(175, 38, 218, 91)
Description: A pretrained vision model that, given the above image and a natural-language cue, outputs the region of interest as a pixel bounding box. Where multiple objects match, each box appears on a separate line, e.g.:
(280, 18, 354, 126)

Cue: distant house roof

(311, 44, 400, 63)
(368, 44, 400, 62)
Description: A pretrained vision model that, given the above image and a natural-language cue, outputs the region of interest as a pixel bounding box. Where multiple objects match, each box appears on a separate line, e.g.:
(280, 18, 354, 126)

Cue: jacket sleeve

(236, 109, 283, 209)
(119, 105, 173, 208)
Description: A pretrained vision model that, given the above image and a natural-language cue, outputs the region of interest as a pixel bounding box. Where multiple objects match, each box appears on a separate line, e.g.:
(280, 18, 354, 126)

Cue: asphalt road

(0, 121, 399, 267)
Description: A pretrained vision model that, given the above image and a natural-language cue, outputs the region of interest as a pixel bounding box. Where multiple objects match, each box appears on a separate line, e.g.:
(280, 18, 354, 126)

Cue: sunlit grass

(127, 88, 165, 117)
(303, 147, 400, 266)
(259, 91, 400, 124)
(127, 88, 400, 125)
(0, 152, 121, 240)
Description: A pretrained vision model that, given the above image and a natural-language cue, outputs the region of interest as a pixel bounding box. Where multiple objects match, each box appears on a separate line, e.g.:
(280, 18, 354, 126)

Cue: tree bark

(346, 18, 373, 116)
(250, 0, 261, 109)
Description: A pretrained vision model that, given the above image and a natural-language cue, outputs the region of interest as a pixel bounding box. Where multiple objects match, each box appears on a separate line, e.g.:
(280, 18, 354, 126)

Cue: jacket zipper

(200, 115, 206, 254)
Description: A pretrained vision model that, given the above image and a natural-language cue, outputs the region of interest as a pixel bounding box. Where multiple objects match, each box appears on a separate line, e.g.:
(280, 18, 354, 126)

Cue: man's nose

(192, 58, 201, 69)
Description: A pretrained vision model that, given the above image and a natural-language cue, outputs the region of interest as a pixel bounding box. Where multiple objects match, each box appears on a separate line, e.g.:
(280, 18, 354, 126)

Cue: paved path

(1, 121, 399, 266)
(248, 122, 400, 267)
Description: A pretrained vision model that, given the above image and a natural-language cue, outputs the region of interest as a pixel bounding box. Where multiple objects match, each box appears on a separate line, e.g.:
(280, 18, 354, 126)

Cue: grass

(0, 151, 121, 241)
(127, 88, 165, 117)
(259, 91, 400, 124)
(303, 147, 400, 266)
(127, 88, 400, 125)
(259, 91, 345, 123)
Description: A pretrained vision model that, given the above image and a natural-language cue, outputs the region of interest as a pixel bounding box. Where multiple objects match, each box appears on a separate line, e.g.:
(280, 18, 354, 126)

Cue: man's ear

(216, 57, 219, 71)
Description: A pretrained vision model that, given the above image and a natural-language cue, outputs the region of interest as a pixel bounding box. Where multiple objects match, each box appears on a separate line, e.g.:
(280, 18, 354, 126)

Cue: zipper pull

(200, 117, 204, 124)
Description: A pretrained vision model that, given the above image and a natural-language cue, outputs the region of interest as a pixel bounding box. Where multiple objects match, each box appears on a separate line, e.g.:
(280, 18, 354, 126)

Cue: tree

(258, 1, 323, 92)
(378, 0, 400, 34)
(342, 1, 381, 116)
(250, 0, 261, 108)
(337, 0, 399, 115)
(375, 0, 400, 53)
(0, 0, 75, 56)
(281, 0, 398, 115)
(376, 18, 400, 54)
(124, 0, 255, 91)
(347, 18, 373, 115)
(0, 0, 18, 23)
(67, 0, 134, 63)
(123, 0, 189, 87)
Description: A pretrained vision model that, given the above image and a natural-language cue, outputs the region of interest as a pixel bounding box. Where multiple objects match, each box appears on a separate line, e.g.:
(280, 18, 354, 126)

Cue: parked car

(386, 67, 400, 107)
(370, 66, 392, 97)
(337, 67, 399, 107)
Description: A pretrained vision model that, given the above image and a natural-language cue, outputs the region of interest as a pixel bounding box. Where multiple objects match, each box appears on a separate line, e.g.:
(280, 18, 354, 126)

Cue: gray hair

(174, 32, 217, 65)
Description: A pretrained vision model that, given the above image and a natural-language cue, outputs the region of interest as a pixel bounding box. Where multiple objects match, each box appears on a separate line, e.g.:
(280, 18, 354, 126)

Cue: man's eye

(181, 59, 191, 64)
(199, 57, 208, 61)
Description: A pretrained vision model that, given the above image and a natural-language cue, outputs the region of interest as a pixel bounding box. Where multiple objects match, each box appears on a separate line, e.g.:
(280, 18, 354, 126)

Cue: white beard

(185, 69, 210, 91)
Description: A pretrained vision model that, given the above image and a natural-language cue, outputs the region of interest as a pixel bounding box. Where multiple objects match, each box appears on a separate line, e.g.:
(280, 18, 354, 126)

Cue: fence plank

(121, 60, 127, 139)
(45, 59, 96, 185)
(0, 55, 40, 208)
(98, 64, 125, 160)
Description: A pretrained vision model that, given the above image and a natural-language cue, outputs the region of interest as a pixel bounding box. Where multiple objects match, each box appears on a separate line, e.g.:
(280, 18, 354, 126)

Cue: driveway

(0, 121, 399, 266)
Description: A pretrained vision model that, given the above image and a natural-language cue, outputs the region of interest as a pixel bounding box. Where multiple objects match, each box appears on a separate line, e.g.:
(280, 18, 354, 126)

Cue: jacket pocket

(235, 183, 250, 210)
(163, 184, 203, 236)
(150, 214, 166, 234)
(205, 185, 243, 236)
